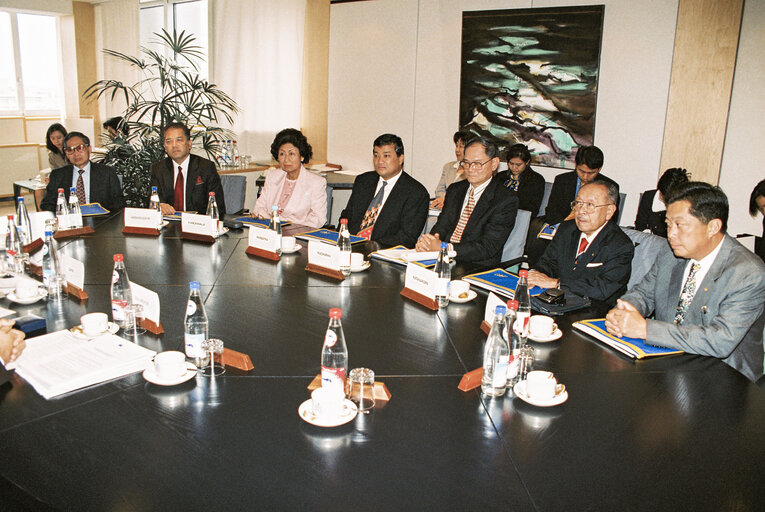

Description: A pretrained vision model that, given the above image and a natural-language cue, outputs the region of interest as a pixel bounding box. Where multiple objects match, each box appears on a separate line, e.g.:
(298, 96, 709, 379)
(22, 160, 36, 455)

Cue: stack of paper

(573, 319, 683, 359)
(371, 245, 456, 268)
(462, 268, 546, 299)
(537, 223, 559, 240)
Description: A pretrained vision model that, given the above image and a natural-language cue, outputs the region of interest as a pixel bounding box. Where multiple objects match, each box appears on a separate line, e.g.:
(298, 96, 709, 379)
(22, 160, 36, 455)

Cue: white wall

(719, 0, 765, 236)
(328, 0, 680, 224)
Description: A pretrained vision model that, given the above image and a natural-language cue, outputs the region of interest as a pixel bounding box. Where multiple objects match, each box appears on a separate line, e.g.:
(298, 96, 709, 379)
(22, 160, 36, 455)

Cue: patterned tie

(450, 189, 475, 244)
(504, 174, 519, 192)
(174, 166, 184, 211)
(674, 262, 701, 324)
(358, 181, 386, 238)
(76, 169, 86, 204)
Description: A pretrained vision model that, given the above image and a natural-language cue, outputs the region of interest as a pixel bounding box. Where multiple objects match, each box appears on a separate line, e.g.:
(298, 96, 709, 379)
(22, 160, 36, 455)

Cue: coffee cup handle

(552, 323, 557, 333)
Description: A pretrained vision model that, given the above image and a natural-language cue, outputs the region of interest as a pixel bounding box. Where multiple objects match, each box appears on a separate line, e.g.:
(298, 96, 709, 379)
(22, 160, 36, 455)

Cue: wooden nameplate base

(214, 348, 254, 371)
(307, 375, 392, 402)
(480, 321, 491, 335)
(458, 368, 483, 392)
(22, 238, 43, 254)
(122, 226, 160, 236)
(181, 231, 215, 244)
(245, 246, 280, 261)
(139, 317, 163, 335)
(64, 282, 88, 301)
(54, 226, 94, 240)
(400, 287, 438, 311)
(305, 263, 346, 281)
(27, 263, 42, 277)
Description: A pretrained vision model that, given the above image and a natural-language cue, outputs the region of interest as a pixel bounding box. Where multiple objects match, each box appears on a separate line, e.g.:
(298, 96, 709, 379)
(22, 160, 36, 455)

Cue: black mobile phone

(537, 288, 565, 305)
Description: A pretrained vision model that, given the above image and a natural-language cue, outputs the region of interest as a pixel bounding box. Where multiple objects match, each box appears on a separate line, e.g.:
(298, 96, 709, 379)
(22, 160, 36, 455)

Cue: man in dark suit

(607, 182, 765, 381)
(151, 122, 226, 216)
(495, 143, 546, 215)
(529, 181, 633, 305)
(416, 136, 518, 267)
(0, 319, 26, 386)
(40, 132, 125, 212)
(340, 133, 428, 247)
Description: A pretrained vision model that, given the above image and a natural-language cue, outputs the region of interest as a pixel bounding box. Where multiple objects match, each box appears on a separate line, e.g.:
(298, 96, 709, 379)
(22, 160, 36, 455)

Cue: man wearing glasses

(41, 132, 125, 212)
(528, 181, 633, 305)
(416, 136, 518, 267)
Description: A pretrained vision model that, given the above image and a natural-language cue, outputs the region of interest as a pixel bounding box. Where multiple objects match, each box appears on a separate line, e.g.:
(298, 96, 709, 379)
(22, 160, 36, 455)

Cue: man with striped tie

(416, 136, 518, 267)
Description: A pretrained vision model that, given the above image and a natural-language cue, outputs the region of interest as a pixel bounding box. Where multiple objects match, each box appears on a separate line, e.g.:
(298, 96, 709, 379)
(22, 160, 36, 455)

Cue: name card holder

(245, 226, 280, 262)
(53, 226, 94, 240)
(481, 292, 505, 335)
(307, 374, 391, 403)
(22, 238, 44, 255)
(64, 281, 88, 301)
(458, 368, 483, 392)
(139, 317, 164, 335)
(400, 262, 438, 311)
(130, 282, 163, 334)
(180, 213, 215, 244)
(122, 208, 162, 236)
(214, 348, 254, 371)
(305, 240, 345, 281)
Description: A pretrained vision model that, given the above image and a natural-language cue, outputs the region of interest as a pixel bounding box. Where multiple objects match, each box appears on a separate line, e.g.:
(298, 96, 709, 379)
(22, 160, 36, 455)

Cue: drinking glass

(201, 338, 225, 377)
(348, 367, 375, 413)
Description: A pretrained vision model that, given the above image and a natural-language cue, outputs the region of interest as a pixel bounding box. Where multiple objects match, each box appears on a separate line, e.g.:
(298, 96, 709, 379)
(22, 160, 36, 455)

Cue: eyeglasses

(459, 159, 491, 171)
(570, 200, 613, 212)
(64, 144, 89, 154)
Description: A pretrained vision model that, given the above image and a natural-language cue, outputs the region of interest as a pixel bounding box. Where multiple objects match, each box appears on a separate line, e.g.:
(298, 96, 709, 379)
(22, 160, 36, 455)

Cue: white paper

(373, 248, 456, 265)
(129, 281, 160, 325)
(181, 212, 214, 236)
(404, 262, 438, 299)
(29, 211, 55, 240)
(248, 225, 280, 253)
(124, 207, 162, 229)
(60, 254, 84, 289)
(484, 292, 506, 326)
(57, 213, 71, 230)
(308, 239, 340, 270)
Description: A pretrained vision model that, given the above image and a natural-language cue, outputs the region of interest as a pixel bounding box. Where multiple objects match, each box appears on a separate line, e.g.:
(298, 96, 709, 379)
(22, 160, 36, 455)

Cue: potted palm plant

(85, 29, 239, 206)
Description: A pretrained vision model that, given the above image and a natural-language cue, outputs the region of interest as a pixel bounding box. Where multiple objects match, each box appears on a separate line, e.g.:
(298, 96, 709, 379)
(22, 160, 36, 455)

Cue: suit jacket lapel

(446, 181, 469, 239)
(687, 235, 731, 320)
(186, 155, 200, 209)
(463, 179, 494, 235)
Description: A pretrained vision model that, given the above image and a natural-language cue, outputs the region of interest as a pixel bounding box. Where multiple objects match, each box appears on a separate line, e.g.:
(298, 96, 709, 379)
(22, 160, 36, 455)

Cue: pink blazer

(253, 166, 328, 228)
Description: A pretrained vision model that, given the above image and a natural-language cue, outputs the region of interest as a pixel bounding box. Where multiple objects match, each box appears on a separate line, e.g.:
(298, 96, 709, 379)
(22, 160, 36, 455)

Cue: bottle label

(514, 313, 530, 337)
(111, 300, 127, 322)
(43, 269, 55, 286)
(493, 363, 508, 387)
(506, 356, 519, 380)
(324, 329, 337, 348)
(186, 300, 197, 316)
(339, 250, 351, 268)
(42, 244, 49, 256)
(112, 270, 119, 284)
(321, 366, 345, 389)
(185, 333, 205, 358)
(436, 277, 449, 296)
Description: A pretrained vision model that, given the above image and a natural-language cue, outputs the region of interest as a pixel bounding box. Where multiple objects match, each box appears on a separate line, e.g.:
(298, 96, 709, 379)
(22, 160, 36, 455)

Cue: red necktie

(174, 166, 184, 211)
(577, 237, 589, 256)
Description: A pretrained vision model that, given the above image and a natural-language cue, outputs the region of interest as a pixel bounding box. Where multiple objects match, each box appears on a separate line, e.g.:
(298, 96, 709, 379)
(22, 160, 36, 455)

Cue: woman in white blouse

(252, 129, 328, 228)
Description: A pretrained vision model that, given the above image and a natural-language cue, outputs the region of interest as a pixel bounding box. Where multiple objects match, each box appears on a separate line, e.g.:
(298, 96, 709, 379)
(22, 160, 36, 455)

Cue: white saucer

(143, 363, 198, 386)
(528, 328, 563, 343)
(281, 243, 302, 254)
(513, 380, 568, 407)
(72, 322, 120, 339)
(6, 289, 47, 305)
(298, 398, 358, 427)
(351, 261, 371, 272)
(449, 289, 477, 303)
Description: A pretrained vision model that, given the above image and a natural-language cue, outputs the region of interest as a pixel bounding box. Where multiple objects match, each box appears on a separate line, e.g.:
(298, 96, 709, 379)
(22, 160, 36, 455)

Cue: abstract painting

(460, 6, 604, 168)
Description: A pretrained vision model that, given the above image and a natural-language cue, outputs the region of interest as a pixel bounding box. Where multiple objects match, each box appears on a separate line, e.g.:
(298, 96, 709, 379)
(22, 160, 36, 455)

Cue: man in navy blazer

(416, 136, 518, 268)
(40, 132, 125, 212)
(340, 134, 428, 248)
(151, 122, 226, 216)
(529, 181, 633, 305)
(606, 182, 765, 381)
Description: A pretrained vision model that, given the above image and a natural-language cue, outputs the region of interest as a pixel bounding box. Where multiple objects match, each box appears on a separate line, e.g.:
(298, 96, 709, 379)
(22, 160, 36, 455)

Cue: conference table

(1, 211, 764, 511)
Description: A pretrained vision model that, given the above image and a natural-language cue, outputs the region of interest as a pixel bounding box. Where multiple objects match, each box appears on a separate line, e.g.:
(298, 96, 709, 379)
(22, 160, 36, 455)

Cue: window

(0, 11, 63, 114)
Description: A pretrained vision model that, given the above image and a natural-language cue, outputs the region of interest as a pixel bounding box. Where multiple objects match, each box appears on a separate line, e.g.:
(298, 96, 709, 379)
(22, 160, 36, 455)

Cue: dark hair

(63, 131, 90, 148)
(161, 122, 191, 140)
(574, 145, 604, 170)
(657, 168, 690, 198)
(750, 179, 765, 216)
(103, 116, 128, 137)
(666, 181, 729, 232)
(464, 136, 500, 159)
(506, 143, 531, 164)
(373, 133, 404, 156)
(453, 130, 470, 145)
(585, 180, 619, 206)
(45, 123, 68, 154)
(270, 128, 312, 163)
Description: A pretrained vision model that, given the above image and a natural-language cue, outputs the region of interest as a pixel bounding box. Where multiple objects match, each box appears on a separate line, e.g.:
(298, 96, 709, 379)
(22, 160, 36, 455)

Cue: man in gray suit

(606, 182, 765, 381)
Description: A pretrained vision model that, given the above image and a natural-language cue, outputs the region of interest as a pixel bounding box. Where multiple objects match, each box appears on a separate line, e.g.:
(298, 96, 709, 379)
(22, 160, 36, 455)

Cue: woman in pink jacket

(253, 129, 328, 228)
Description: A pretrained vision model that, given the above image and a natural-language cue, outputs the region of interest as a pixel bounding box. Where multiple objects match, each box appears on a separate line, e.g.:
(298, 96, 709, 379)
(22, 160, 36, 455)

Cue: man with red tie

(151, 122, 226, 216)
(528, 181, 633, 305)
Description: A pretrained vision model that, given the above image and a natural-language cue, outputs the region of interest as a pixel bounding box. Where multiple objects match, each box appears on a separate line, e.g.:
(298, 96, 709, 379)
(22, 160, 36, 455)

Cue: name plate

(181, 213, 215, 236)
(308, 240, 340, 270)
(61, 254, 85, 289)
(404, 262, 438, 300)
(248, 225, 280, 253)
(484, 292, 506, 326)
(57, 213, 83, 230)
(30, 211, 54, 240)
(130, 281, 160, 326)
(124, 208, 162, 229)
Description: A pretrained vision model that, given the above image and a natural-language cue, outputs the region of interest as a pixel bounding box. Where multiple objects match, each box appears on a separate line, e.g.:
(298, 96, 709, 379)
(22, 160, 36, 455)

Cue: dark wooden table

(1, 212, 764, 511)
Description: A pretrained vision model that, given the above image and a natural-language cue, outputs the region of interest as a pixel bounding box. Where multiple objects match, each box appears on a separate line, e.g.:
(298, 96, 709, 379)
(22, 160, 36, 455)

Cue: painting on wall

(460, 5, 604, 169)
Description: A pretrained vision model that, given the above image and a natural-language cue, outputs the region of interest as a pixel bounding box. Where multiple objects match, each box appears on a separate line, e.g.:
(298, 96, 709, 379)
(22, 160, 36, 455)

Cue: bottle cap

(495, 305, 507, 316)
(506, 299, 519, 310)
(45, 230, 53, 237)
(340, 218, 348, 225)
(209, 192, 215, 196)
(6, 215, 13, 220)
(58, 188, 64, 193)
(440, 242, 448, 249)
(70, 187, 76, 192)
(519, 269, 529, 278)
(329, 308, 342, 319)
(152, 186, 157, 192)
(113, 253, 124, 262)
(17, 197, 23, 203)
(189, 281, 201, 291)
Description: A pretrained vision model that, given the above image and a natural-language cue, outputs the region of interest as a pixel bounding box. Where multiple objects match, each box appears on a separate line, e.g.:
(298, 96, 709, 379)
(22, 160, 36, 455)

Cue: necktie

(174, 166, 184, 211)
(674, 262, 701, 324)
(450, 189, 475, 244)
(504, 174, 519, 192)
(577, 237, 589, 257)
(76, 169, 86, 204)
(358, 181, 387, 238)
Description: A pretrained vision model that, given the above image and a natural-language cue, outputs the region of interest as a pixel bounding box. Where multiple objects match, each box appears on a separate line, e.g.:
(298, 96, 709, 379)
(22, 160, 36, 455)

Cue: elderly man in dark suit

(606, 182, 765, 381)
(416, 136, 518, 267)
(340, 133, 429, 248)
(40, 132, 125, 212)
(529, 180, 633, 305)
(151, 122, 226, 216)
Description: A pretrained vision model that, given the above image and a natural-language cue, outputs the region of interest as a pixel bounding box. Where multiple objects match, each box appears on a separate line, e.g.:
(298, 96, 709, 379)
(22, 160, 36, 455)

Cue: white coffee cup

(81, 312, 108, 336)
(529, 315, 557, 338)
(450, 280, 470, 298)
(311, 386, 346, 419)
(153, 351, 187, 378)
(526, 370, 557, 400)
(15, 278, 39, 299)
(282, 236, 297, 251)
(350, 253, 364, 268)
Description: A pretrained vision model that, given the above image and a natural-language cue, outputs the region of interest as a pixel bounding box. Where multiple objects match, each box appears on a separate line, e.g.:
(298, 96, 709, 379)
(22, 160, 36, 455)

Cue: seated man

(151, 122, 226, 216)
(606, 182, 765, 381)
(416, 136, 518, 267)
(40, 132, 125, 212)
(528, 181, 633, 305)
(340, 134, 429, 248)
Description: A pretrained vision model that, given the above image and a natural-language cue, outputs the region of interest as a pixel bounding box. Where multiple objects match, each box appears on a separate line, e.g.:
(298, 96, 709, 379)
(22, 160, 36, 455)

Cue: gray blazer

(620, 235, 765, 381)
